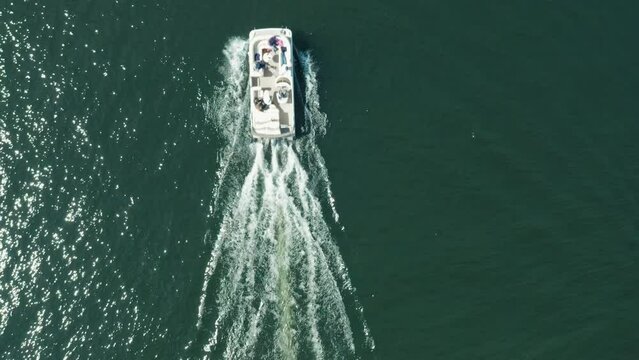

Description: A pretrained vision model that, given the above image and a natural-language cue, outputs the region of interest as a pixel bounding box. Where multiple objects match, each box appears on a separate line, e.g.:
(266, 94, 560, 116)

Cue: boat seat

(262, 89, 272, 105)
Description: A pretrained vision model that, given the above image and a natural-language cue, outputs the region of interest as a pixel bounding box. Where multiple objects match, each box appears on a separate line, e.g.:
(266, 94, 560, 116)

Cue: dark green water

(1, 1, 638, 359)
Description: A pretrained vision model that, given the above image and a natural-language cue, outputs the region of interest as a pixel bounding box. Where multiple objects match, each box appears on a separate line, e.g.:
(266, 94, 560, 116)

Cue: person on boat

(255, 60, 267, 70)
(254, 97, 269, 111)
(269, 36, 278, 48)
(280, 46, 287, 66)
(269, 36, 284, 51)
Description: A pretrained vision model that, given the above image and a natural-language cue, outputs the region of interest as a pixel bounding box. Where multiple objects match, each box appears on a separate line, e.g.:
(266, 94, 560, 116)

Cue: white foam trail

(196, 37, 250, 332)
(194, 39, 374, 359)
(296, 52, 342, 227)
(207, 37, 251, 218)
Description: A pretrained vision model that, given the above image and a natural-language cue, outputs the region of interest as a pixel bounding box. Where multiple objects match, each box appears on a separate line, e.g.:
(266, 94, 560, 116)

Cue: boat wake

(192, 38, 374, 359)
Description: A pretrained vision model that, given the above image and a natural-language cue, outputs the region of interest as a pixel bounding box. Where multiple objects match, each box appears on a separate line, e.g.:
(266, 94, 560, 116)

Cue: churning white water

(194, 38, 374, 359)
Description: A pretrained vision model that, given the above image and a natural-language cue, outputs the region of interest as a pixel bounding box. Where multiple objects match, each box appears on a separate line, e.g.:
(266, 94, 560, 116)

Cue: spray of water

(194, 38, 374, 359)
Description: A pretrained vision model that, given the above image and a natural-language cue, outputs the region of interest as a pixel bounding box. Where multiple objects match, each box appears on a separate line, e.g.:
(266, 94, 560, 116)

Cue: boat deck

(248, 28, 295, 139)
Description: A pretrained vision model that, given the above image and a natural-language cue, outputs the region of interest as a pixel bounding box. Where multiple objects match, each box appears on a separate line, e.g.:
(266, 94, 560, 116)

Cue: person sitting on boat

(255, 60, 267, 70)
(269, 36, 278, 48)
(269, 36, 284, 51)
(254, 96, 269, 111)
(280, 46, 287, 66)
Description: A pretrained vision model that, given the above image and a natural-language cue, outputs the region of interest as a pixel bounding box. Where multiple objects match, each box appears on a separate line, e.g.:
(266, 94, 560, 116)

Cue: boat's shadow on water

(292, 32, 312, 138)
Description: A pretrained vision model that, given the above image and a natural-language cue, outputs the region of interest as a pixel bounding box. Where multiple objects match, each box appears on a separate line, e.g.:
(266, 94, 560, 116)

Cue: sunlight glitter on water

(0, 3, 149, 358)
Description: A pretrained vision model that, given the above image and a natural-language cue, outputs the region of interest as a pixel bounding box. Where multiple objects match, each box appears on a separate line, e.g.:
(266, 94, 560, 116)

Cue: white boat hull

(248, 28, 295, 140)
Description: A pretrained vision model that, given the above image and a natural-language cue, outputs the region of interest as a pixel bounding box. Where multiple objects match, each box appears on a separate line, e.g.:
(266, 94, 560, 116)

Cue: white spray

(194, 38, 374, 360)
